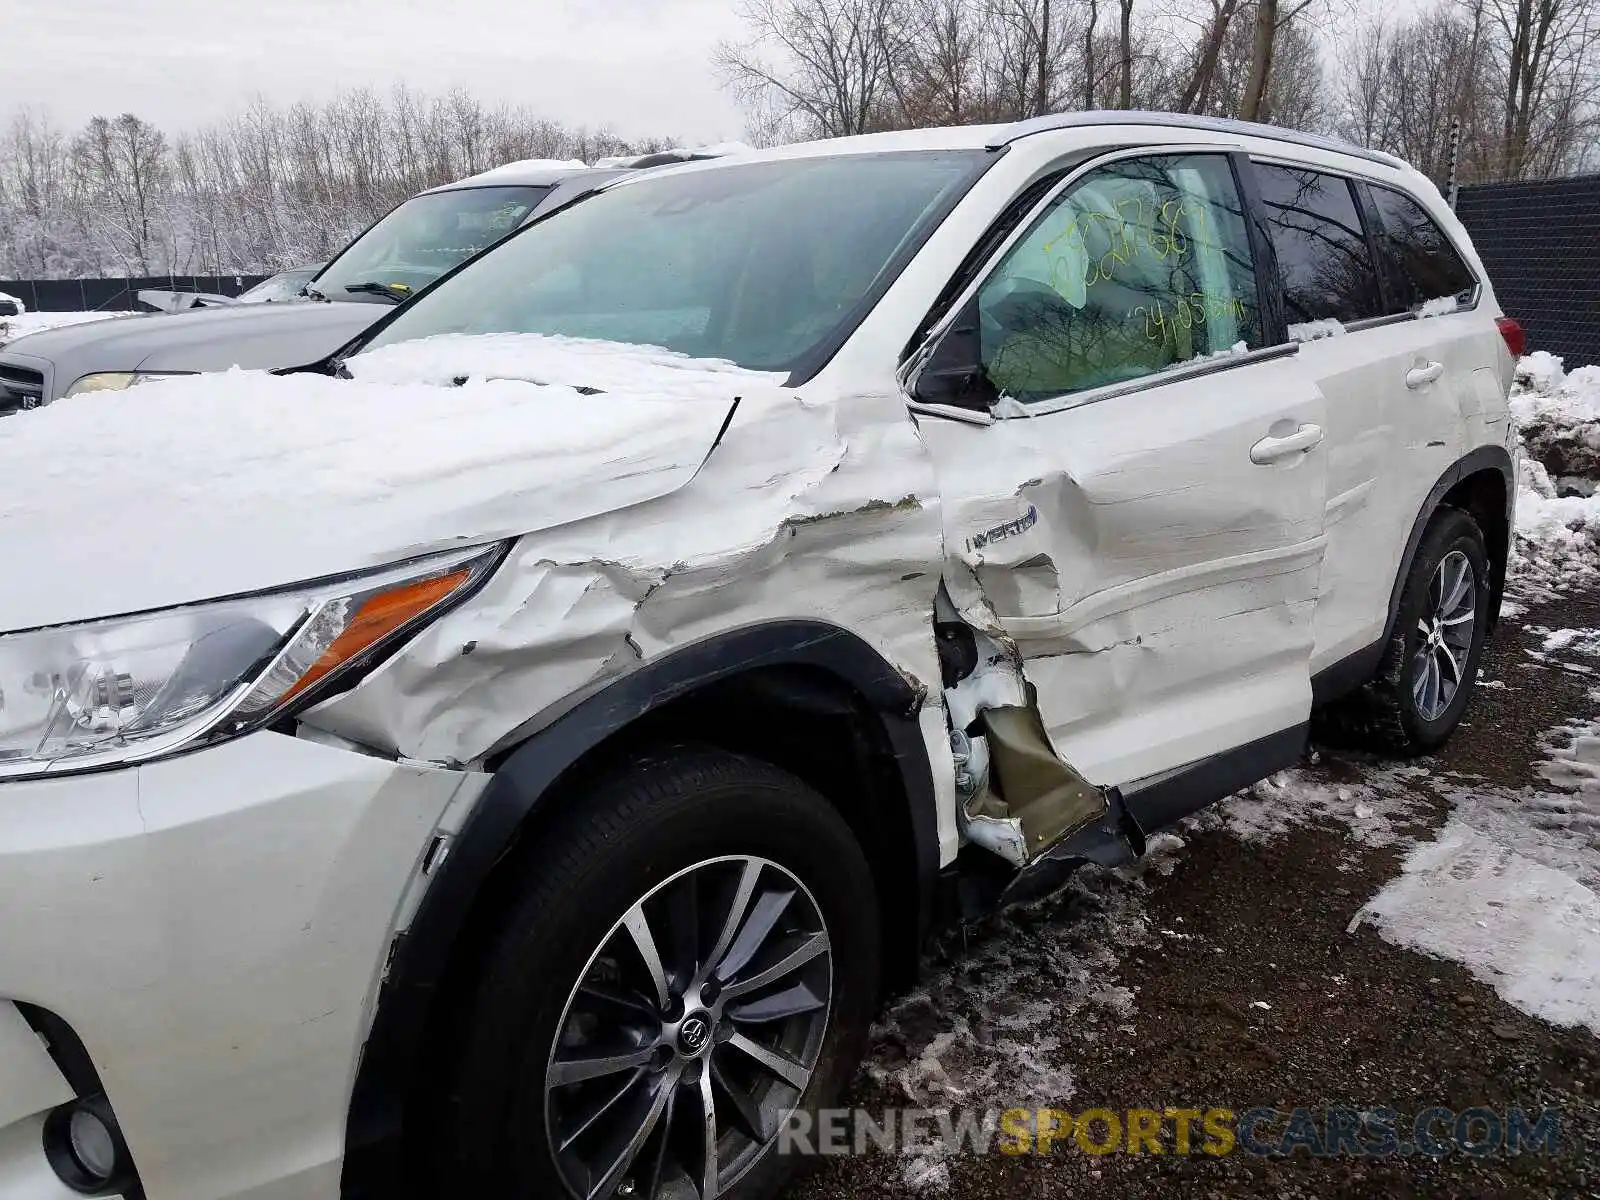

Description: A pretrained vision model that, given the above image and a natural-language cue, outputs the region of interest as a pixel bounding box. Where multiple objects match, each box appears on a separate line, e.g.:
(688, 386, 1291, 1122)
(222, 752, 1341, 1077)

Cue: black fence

(0, 275, 270, 313)
(1456, 175, 1600, 371)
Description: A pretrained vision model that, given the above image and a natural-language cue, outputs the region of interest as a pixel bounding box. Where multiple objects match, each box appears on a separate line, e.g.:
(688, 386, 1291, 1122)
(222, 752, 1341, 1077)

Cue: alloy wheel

(545, 855, 833, 1200)
(1411, 549, 1477, 722)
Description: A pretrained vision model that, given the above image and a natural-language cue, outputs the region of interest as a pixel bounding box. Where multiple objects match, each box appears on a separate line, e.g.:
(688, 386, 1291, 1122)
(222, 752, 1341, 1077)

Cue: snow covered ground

(0, 308, 127, 345)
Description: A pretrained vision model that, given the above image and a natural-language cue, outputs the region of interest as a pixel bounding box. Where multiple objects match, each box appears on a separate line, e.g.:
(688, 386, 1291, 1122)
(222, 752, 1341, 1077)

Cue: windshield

(314, 185, 550, 303)
(361, 152, 987, 372)
(239, 267, 319, 303)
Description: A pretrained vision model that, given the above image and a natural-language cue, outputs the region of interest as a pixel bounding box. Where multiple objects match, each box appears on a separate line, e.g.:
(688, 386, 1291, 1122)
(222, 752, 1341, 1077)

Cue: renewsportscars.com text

(777, 1105, 1562, 1159)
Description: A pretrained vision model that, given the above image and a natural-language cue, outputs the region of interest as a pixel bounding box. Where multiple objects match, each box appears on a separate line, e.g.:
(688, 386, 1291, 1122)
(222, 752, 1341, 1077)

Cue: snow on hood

(348, 332, 781, 396)
(0, 335, 777, 631)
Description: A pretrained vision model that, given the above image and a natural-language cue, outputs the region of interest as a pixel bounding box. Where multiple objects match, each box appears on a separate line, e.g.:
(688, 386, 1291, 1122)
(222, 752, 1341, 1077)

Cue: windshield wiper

(344, 281, 411, 304)
(303, 283, 329, 302)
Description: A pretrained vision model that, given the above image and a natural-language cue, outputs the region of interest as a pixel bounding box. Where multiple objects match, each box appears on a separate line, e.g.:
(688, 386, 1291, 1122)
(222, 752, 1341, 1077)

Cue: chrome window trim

(1004, 342, 1301, 420)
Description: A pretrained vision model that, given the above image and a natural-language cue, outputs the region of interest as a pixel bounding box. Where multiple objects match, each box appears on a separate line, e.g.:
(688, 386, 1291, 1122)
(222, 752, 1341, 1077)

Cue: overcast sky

(0, 0, 751, 142)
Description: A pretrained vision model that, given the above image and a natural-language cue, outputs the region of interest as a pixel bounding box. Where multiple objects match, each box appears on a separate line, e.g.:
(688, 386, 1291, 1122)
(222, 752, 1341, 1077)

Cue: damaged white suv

(0, 113, 1518, 1200)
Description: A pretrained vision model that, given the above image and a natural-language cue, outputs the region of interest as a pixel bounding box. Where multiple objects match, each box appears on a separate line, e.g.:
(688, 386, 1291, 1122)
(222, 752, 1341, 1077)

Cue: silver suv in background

(0, 149, 731, 412)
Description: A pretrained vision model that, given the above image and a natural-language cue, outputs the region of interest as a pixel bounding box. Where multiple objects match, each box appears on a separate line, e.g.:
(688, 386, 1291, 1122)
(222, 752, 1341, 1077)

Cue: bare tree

(1484, 0, 1600, 176)
(1177, 0, 1245, 113)
(716, 0, 906, 138)
(1332, 0, 1596, 182)
(0, 91, 676, 280)
(1238, 0, 1330, 120)
(1119, 0, 1136, 105)
(71, 114, 169, 274)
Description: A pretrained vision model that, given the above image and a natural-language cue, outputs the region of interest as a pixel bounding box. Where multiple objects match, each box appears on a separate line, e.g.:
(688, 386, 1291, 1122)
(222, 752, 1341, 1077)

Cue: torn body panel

(304, 380, 958, 854)
(939, 615, 1110, 867)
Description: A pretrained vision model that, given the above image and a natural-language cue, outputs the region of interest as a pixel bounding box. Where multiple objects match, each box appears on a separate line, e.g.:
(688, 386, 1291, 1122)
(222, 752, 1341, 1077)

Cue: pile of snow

(1511, 459, 1600, 599)
(0, 309, 125, 346)
(1288, 318, 1345, 342)
(1511, 350, 1600, 425)
(0, 289, 25, 314)
(1510, 351, 1600, 599)
(5, 337, 764, 519)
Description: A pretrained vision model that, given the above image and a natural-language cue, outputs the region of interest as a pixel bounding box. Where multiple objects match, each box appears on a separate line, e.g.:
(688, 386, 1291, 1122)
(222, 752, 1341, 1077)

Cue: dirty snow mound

(1509, 353, 1600, 600)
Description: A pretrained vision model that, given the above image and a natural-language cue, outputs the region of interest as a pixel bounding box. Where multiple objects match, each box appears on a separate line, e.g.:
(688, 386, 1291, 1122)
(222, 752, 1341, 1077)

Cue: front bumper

(0, 731, 481, 1200)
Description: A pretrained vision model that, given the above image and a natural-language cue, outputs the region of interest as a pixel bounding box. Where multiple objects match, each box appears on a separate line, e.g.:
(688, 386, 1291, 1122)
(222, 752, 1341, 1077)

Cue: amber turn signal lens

(277, 567, 470, 705)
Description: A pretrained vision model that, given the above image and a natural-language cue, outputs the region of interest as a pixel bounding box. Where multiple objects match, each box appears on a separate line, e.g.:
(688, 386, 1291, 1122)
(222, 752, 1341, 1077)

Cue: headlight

(62, 372, 191, 398)
(0, 544, 501, 779)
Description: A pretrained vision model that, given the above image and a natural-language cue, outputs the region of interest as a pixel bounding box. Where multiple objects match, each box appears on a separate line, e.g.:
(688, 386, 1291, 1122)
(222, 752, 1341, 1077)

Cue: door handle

(1250, 422, 1324, 465)
(1406, 361, 1445, 389)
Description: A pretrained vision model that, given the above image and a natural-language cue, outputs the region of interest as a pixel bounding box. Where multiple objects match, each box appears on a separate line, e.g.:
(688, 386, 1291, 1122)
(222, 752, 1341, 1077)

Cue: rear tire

(1316, 507, 1491, 755)
(438, 745, 880, 1199)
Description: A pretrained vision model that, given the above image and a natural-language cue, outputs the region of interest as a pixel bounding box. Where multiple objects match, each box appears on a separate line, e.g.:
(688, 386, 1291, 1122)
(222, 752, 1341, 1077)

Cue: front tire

(1319, 507, 1491, 754)
(440, 746, 880, 1199)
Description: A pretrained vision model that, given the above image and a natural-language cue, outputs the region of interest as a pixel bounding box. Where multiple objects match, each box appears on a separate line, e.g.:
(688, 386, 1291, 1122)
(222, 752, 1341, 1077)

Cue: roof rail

(990, 110, 1407, 170)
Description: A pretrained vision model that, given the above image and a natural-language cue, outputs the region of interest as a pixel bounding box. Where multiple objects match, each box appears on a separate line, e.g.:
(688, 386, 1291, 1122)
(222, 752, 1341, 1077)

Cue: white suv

(0, 113, 1518, 1200)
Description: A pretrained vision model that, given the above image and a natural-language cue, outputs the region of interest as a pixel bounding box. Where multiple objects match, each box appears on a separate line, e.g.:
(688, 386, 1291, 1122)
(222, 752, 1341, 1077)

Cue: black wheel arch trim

(339, 619, 938, 1198)
(1312, 444, 1514, 706)
(1381, 445, 1513, 641)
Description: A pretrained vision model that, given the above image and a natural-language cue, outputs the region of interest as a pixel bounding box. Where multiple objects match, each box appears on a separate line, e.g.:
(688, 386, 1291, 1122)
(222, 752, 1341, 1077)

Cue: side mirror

(911, 294, 998, 411)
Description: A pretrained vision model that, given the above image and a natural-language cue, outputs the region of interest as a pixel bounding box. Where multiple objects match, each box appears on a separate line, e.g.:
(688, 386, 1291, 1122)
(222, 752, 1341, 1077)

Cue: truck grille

(0, 362, 45, 413)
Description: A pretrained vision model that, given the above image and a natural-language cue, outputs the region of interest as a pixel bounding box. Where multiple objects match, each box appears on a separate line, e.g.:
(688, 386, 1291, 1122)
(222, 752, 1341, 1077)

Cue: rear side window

(1366, 185, 1476, 313)
(1252, 164, 1383, 328)
(977, 153, 1262, 404)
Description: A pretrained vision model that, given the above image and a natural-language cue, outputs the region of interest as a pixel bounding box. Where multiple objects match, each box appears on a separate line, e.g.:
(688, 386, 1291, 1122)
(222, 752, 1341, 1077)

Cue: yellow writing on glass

(1130, 292, 1247, 342)
(1040, 197, 1210, 294)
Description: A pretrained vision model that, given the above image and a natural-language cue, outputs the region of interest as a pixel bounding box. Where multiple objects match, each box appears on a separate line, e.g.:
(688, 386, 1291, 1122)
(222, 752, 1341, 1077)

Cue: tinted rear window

(1367, 184, 1476, 313)
(1253, 164, 1383, 326)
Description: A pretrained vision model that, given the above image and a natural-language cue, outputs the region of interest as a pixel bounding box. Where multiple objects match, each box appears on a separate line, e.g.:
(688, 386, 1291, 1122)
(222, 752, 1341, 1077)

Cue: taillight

(1497, 316, 1526, 359)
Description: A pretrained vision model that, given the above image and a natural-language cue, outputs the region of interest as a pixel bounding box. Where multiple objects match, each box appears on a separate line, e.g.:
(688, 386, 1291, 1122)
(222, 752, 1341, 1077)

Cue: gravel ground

(784, 591, 1600, 1200)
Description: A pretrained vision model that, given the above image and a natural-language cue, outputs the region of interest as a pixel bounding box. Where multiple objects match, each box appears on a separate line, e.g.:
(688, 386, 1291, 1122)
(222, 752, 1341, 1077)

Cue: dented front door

(922, 353, 1329, 792)
(915, 149, 1329, 798)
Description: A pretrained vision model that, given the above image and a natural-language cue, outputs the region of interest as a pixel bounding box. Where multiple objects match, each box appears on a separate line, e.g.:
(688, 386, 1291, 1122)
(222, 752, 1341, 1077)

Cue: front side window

(362, 152, 987, 372)
(1253, 164, 1383, 328)
(1367, 185, 1476, 313)
(314, 185, 551, 303)
(977, 154, 1262, 405)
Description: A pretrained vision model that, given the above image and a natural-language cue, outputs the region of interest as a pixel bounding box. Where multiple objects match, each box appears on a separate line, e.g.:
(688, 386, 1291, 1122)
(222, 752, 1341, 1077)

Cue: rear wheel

(1317, 507, 1491, 754)
(439, 746, 880, 1199)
